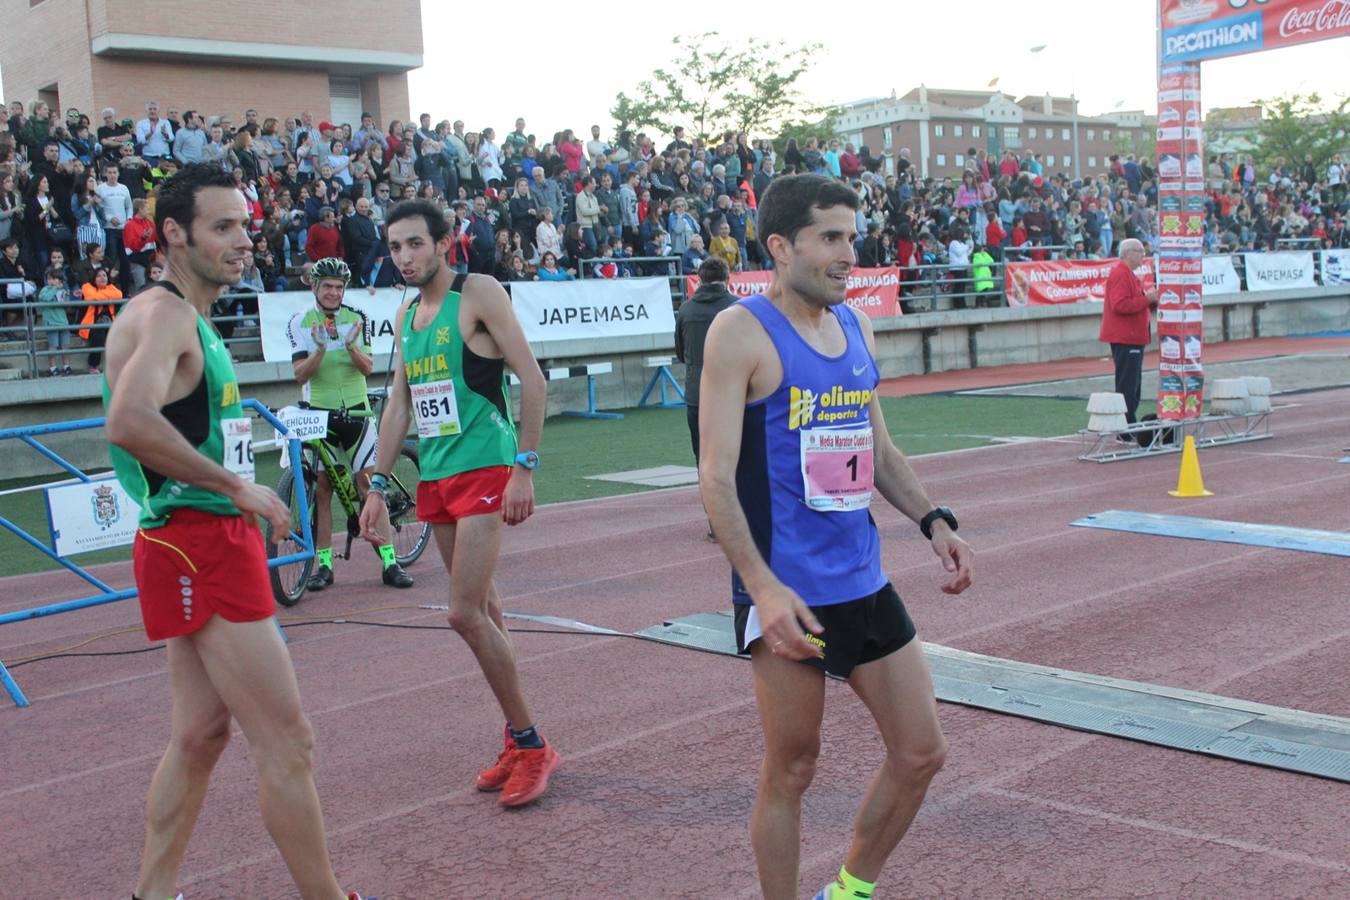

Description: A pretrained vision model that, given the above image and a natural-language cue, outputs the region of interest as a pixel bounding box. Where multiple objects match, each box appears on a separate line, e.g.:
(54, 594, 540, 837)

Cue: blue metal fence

(0, 399, 313, 707)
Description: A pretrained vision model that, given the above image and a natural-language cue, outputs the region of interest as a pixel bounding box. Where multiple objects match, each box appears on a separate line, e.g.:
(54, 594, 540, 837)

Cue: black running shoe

(306, 565, 334, 591)
(382, 562, 414, 588)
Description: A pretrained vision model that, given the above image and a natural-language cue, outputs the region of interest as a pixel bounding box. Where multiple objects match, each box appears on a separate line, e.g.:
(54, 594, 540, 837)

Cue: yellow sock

(835, 866, 875, 898)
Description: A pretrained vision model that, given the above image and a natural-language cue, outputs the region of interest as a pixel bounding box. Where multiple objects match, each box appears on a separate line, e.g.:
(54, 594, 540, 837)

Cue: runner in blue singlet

(698, 174, 974, 900)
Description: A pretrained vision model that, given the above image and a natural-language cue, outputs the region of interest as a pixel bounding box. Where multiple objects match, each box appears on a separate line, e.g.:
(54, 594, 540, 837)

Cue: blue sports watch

(514, 450, 540, 470)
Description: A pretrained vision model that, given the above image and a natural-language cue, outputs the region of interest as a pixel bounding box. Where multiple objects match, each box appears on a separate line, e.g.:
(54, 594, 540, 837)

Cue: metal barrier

(575, 254, 687, 308)
(0, 290, 264, 380)
(0, 399, 313, 707)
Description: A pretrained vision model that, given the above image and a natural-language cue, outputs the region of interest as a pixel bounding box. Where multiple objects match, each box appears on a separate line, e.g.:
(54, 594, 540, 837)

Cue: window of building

(1061, 128, 1070, 140)
(1028, 127, 1038, 140)
(1004, 126, 1019, 142)
(972, 125, 981, 138)
(954, 125, 964, 137)
(1045, 155, 1055, 167)
(1103, 129, 1111, 142)
(1088, 156, 1097, 168)
(883, 126, 893, 150)
(936, 153, 947, 166)
(1087, 129, 1096, 141)
(328, 77, 363, 130)
(955, 154, 965, 167)
(934, 124, 945, 137)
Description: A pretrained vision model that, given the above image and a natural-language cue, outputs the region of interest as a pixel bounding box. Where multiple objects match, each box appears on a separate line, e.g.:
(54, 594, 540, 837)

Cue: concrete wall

(2, 285, 1346, 479)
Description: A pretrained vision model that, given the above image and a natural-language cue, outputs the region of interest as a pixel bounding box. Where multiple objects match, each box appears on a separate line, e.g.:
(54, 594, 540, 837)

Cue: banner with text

(1243, 251, 1317, 291)
(685, 267, 903, 318)
(259, 289, 407, 363)
(1323, 249, 1350, 286)
(1160, 0, 1350, 64)
(512, 277, 676, 343)
(46, 476, 139, 557)
(1202, 255, 1242, 294)
(1003, 258, 1156, 307)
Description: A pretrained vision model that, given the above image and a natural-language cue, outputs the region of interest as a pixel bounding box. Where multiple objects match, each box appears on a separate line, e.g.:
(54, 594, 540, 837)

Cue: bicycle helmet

(311, 257, 351, 285)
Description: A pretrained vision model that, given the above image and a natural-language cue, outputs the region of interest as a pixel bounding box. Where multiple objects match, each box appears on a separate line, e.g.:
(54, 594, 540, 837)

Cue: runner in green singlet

(360, 199, 559, 808)
(285, 256, 413, 590)
(102, 164, 370, 900)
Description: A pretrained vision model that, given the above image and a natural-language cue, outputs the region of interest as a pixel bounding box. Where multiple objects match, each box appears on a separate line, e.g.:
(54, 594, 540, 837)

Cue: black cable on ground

(5, 617, 675, 669)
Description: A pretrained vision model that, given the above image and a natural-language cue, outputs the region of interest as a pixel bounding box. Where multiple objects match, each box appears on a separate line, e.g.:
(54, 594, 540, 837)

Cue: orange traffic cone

(1169, 435, 1213, 497)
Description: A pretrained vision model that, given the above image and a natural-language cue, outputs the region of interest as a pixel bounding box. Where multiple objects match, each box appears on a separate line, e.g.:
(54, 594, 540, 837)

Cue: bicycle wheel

(386, 442, 431, 566)
(267, 463, 317, 606)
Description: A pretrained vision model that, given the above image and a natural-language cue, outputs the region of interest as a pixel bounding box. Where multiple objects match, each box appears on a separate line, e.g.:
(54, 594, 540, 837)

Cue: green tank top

(286, 304, 371, 411)
(104, 305, 246, 528)
(401, 278, 517, 480)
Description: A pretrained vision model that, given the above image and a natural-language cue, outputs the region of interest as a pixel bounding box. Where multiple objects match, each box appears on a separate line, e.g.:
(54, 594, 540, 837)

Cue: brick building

(835, 86, 1155, 181)
(0, 0, 422, 129)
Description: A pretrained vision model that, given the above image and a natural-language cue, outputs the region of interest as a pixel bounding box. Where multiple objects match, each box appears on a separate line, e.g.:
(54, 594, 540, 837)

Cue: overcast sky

(410, 0, 1346, 137)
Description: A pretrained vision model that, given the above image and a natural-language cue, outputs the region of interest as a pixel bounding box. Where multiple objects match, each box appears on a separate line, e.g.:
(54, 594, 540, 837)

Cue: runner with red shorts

(103, 164, 371, 900)
(361, 199, 558, 807)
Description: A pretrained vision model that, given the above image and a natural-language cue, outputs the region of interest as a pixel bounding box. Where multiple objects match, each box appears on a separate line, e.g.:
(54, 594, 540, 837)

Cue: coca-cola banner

(1003, 258, 1155, 306)
(685, 267, 902, 318)
(1160, 0, 1350, 64)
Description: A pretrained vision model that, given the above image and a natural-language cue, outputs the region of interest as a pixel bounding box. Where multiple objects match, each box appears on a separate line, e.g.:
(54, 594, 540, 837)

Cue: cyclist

(286, 256, 414, 590)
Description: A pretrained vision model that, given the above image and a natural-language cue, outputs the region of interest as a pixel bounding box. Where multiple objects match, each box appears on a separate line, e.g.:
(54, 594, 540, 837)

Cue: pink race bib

(800, 425, 874, 511)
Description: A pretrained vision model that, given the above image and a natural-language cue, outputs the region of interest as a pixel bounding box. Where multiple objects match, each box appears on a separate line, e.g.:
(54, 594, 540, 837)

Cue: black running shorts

(733, 582, 917, 678)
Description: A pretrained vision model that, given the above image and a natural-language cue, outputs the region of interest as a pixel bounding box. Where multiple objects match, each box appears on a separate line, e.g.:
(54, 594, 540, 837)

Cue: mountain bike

(265, 397, 430, 605)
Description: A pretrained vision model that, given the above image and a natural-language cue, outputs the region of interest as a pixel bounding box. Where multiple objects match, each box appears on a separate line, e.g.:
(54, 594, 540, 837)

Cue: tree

(1248, 93, 1350, 173)
(773, 110, 839, 168)
(610, 32, 823, 142)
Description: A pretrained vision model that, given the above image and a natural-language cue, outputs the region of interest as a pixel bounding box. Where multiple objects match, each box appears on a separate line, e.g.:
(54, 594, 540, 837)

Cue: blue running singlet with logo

(732, 293, 886, 608)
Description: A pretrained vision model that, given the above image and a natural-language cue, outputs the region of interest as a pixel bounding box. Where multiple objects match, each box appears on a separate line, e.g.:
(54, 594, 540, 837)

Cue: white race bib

(410, 380, 462, 439)
(222, 417, 255, 481)
(800, 425, 874, 512)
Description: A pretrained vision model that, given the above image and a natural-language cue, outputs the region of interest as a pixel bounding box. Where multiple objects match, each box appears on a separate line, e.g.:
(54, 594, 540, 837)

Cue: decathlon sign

(1163, 11, 1263, 61)
(1161, 0, 1350, 62)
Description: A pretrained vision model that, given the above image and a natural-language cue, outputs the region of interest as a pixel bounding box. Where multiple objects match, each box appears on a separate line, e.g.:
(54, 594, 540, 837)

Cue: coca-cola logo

(1280, 0, 1350, 37)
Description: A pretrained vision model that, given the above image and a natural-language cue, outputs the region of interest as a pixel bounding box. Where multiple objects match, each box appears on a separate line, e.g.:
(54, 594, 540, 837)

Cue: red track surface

(3, 386, 1349, 897)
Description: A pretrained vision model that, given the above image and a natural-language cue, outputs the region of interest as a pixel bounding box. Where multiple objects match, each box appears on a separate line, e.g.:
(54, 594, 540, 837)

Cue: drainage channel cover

(1070, 510, 1350, 557)
(636, 612, 1350, 783)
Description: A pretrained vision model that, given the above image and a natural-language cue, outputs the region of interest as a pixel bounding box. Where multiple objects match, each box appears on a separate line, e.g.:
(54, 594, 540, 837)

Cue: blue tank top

(732, 294, 886, 608)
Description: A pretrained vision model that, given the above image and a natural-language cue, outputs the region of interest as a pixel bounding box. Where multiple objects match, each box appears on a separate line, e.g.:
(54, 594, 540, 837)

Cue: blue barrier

(0, 399, 313, 707)
(638, 356, 687, 410)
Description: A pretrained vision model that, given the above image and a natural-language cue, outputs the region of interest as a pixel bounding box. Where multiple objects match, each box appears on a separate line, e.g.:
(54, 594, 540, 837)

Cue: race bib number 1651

(410, 380, 463, 438)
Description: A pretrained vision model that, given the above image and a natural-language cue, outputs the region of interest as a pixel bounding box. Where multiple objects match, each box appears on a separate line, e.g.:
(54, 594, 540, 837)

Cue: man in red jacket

(1099, 238, 1158, 440)
(305, 206, 344, 263)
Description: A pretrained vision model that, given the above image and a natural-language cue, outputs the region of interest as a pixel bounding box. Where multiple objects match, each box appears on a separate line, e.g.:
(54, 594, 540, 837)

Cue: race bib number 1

(222, 417, 255, 481)
(410, 380, 462, 438)
(801, 425, 874, 512)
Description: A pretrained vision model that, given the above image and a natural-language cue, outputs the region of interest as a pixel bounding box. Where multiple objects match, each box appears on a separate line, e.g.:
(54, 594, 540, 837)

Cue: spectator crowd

(0, 94, 1347, 372)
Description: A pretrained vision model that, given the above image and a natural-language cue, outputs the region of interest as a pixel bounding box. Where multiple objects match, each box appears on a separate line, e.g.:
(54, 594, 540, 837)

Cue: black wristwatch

(919, 506, 958, 540)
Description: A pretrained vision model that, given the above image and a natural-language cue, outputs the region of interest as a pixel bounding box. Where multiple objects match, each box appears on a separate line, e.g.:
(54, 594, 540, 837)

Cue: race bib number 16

(221, 417, 255, 481)
(801, 425, 873, 512)
(410, 380, 462, 438)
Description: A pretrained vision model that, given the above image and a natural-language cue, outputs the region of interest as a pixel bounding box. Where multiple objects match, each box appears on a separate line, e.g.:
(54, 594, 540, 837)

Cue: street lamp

(1030, 44, 1080, 181)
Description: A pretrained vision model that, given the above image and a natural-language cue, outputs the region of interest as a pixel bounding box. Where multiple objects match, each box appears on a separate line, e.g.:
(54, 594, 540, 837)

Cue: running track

(2, 386, 1348, 897)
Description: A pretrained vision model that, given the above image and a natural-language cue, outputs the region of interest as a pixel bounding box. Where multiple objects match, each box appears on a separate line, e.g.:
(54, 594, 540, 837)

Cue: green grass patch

(0, 394, 1088, 575)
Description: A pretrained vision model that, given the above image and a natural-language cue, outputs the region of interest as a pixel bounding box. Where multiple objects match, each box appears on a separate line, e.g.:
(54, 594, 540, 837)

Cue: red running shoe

(499, 741, 560, 807)
(475, 744, 517, 792)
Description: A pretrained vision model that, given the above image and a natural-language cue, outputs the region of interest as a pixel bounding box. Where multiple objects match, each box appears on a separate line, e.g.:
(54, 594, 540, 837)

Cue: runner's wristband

(368, 473, 389, 495)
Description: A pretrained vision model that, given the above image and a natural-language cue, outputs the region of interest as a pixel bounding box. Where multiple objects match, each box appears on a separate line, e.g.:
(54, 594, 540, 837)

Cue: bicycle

(265, 395, 430, 606)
